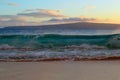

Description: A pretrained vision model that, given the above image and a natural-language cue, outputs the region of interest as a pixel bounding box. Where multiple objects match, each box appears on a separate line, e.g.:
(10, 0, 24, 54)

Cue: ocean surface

(0, 26, 120, 60)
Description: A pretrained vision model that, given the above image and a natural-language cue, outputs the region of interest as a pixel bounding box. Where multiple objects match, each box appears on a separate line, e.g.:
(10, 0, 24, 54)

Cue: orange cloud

(18, 9, 67, 18)
(0, 18, 11, 21)
(16, 16, 30, 21)
(0, 9, 119, 27)
(79, 15, 114, 23)
(12, 16, 43, 23)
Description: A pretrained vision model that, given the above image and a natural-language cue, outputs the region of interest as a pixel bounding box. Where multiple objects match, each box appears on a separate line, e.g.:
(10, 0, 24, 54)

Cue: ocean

(0, 25, 120, 60)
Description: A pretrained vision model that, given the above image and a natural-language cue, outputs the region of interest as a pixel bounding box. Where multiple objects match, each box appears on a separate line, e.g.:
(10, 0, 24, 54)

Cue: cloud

(0, 9, 67, 27)
(0, 18, 11, 21)
(47, 17, 96, 23)
(0, 15, 98, 27)
(0, 13, 109, 27)
(0, 9, 112, 27)
(39, 17, 100, 26)
(18, 9, 67, 18)
(0, 9, 66, 22)
(0, 15, 41, 27)
(82, 5, 96, 10)
(0, 20, 38, 27)
(6, 3, 19, 7)
(0, 14, 43, 23)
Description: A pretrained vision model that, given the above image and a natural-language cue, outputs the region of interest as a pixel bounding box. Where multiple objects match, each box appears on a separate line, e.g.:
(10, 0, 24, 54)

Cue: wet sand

(0, 61, 120, 80)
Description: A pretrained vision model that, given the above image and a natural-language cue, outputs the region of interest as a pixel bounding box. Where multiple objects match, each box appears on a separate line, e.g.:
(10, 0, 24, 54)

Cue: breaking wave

(0, 34, 120, 49)
(0, 34, 120, 60)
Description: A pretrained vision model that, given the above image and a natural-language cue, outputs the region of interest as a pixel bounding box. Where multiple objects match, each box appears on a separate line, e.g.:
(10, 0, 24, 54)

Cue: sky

(0, 0, 120, 27)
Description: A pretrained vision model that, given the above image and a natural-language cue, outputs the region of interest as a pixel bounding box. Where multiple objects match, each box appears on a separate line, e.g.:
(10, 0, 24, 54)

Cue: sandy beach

(0, 61, 120, 80)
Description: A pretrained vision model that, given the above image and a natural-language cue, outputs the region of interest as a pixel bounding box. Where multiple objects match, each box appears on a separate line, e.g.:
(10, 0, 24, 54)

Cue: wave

(0, 48, 120, 60)
(0, 34, 120, 60)
(0, 34, 120, 50)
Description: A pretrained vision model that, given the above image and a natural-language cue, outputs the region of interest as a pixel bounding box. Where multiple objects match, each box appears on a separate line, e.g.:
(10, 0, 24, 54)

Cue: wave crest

(0, 34, 120, 50)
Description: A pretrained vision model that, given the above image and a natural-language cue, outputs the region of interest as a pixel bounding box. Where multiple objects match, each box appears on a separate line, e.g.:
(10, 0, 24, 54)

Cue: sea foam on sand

(0, 61, 120, 80)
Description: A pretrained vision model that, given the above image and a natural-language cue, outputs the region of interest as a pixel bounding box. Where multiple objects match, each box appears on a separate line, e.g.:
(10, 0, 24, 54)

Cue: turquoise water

(0, 34, 120, 50)
(0, 26, 120, 59)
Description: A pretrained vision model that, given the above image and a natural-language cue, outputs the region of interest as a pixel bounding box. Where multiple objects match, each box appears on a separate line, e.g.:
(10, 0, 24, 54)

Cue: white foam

(65, 44, 107, 50)
(0, 49, 120, 59)
(0, 44, 14, 49)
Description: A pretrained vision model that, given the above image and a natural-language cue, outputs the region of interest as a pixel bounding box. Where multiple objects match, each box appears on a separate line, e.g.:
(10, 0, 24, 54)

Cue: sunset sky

(0, 0, 120, 27)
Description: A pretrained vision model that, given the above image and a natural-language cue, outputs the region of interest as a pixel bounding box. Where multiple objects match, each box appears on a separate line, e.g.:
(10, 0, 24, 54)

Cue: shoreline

(1, 56, 120, 62)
